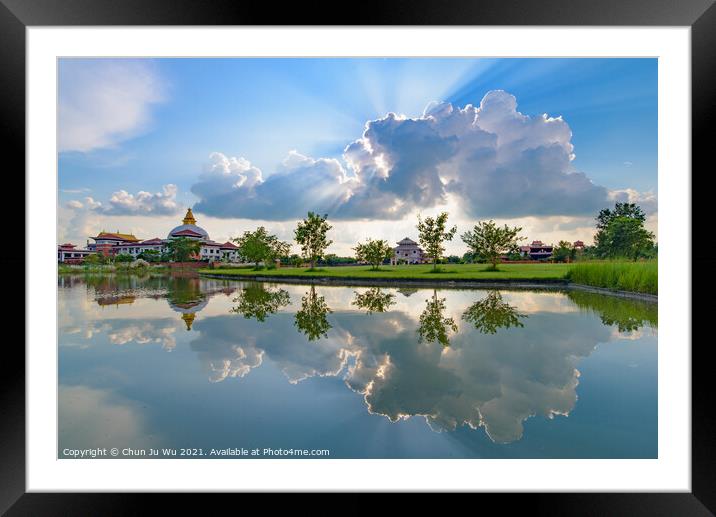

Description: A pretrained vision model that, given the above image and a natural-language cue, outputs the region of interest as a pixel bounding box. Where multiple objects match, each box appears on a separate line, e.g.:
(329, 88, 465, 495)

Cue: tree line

(104, 201, 654, 268)
(228, 201, 655, 270)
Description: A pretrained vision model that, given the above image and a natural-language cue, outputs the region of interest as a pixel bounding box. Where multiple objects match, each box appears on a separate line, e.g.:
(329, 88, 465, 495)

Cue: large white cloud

(190, 90, 653, 221)
(67, 184, 181, 217)
(59, 59, 165, 153)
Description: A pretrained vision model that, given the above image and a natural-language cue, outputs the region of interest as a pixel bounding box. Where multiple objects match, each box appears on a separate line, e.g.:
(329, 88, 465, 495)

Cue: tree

(417, 212, 457, 271)
(597, 216, 655, 261)
(114, 253, 134, 263)
(138, 249, 161, 263)
(83, 253, 106, 266)
(233, 227, 290, 269)
(596, 202, 646, 230)
(354, 239, 393, 270)
(552, 240, 576, 263)
(165, 237, 202, 262)
(266, 235, 291, 266)
(294, 212, 333, 269)
(594, 203, 655, 260)
(461, 220, 523, 271)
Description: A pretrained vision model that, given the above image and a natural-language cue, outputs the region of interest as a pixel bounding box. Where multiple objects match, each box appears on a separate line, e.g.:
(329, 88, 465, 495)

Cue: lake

(58, 273, 657, 459)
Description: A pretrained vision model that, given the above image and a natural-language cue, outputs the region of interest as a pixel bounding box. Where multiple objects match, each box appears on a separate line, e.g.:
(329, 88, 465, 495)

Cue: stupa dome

(168, 208, 209, 240)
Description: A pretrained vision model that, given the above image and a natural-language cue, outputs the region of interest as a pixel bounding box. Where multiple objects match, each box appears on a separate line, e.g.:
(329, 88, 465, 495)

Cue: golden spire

(182, 208, 197, 225)
(181, 312, 196, 331)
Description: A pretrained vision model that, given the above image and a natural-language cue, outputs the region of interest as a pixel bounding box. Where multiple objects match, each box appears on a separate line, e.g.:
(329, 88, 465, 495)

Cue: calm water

(58, 273, 657, 459)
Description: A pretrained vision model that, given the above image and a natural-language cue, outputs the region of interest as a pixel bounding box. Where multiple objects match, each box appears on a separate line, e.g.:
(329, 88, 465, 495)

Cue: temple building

(70, 208, 240, 263)
(519, 240, 554, 260)
(391, 237, 427, 265)
(57, 243, 94, 263)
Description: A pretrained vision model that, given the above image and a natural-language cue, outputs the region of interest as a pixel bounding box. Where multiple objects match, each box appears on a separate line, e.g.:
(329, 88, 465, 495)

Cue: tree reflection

(230, 283, 291, 322)
(566, 290, 657, 332)
(294, 285, 333, 341)
(461, 290, 527, 334)
(418, 290, 458, 347)
(352, 288, 396, 314)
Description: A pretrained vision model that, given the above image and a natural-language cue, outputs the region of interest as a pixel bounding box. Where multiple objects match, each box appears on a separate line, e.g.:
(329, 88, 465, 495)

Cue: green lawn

(200, 263, 573, 280)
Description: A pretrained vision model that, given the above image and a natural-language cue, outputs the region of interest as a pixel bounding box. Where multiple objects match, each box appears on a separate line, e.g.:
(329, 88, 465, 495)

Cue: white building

(82, 209, 241, 262)
(391, 237, 427, 265)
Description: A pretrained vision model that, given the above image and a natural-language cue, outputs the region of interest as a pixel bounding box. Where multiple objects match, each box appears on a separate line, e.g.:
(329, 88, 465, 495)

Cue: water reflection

(352, 287, 396, 314)
(418, 290, 458, 347)
(230, 284, 290, 322)
(462, 290, 527, 334)
(566, 290, 657, 332)
(294, 285, 333, 341)
(59, 274, 658, 449)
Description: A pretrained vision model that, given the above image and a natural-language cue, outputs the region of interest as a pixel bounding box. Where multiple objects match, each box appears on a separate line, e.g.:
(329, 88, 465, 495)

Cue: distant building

(519, 240, 554, 260)
(57, 243, 94, 263)
(63, 208, 240, 263)
(391, 237, 427, 265)
(573, 240, 585, 250)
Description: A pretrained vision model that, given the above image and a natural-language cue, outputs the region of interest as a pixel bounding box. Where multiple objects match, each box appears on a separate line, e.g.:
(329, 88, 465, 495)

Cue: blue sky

(58, 57, 657, 252)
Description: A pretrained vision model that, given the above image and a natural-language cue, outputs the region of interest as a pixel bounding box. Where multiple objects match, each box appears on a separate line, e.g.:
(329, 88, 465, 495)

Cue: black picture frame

(2, 0, 713, 512)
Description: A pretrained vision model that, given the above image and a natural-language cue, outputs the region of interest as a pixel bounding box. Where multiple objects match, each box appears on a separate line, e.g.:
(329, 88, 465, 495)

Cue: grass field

(200, 260, 658, 295)
(565, 260, 657, 295)
(200, 263, 572, 280)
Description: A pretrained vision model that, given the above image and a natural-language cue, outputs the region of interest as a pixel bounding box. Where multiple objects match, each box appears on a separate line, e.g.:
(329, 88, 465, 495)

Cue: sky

(58, 57, 658, 255)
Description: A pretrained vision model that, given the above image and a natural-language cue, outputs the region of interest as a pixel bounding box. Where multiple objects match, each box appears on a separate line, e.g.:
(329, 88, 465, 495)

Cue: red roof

(141, 238, 165, 245)
(171, 229, 204, 237)
(59, 243, 76, 249)
(220, 241, 239, 249)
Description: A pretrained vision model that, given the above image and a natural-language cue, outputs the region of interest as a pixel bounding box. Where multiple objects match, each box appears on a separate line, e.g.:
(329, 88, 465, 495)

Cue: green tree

(352, 288, 396, 314)
(462, 291, 527, 334)
(294, 212, 333, 270)
(596, 202, 646, 230)
(461, 220, 523, 271)
(418, 290, 458, 347)
(294, 285, 333, 341)
(230, 284, 291, 322)
(138, 249, 161, 263)
(417, 212, 457, 271)
(354, 239, 393, 270)
(594, 203, 655, 260)
(83, 253, 106, 266)
(165, 237, 202, 262)
(114, 253, 134, 263)
(552, 240, 576, 263)
(233, 227, 290, 269)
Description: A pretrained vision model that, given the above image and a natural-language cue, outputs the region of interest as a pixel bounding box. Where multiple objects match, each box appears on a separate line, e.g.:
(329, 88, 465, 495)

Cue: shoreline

(199, 272, 657, 302)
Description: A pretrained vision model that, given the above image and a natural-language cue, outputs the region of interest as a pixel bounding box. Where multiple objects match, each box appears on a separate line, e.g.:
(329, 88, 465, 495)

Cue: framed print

(3, 0, 715, 511)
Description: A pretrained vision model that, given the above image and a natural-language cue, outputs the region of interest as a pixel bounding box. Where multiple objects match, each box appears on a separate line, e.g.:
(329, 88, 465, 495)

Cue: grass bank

(565, 261, 657, 295)
(200, 263, 572, 280)
(200, 261, 657, 296)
